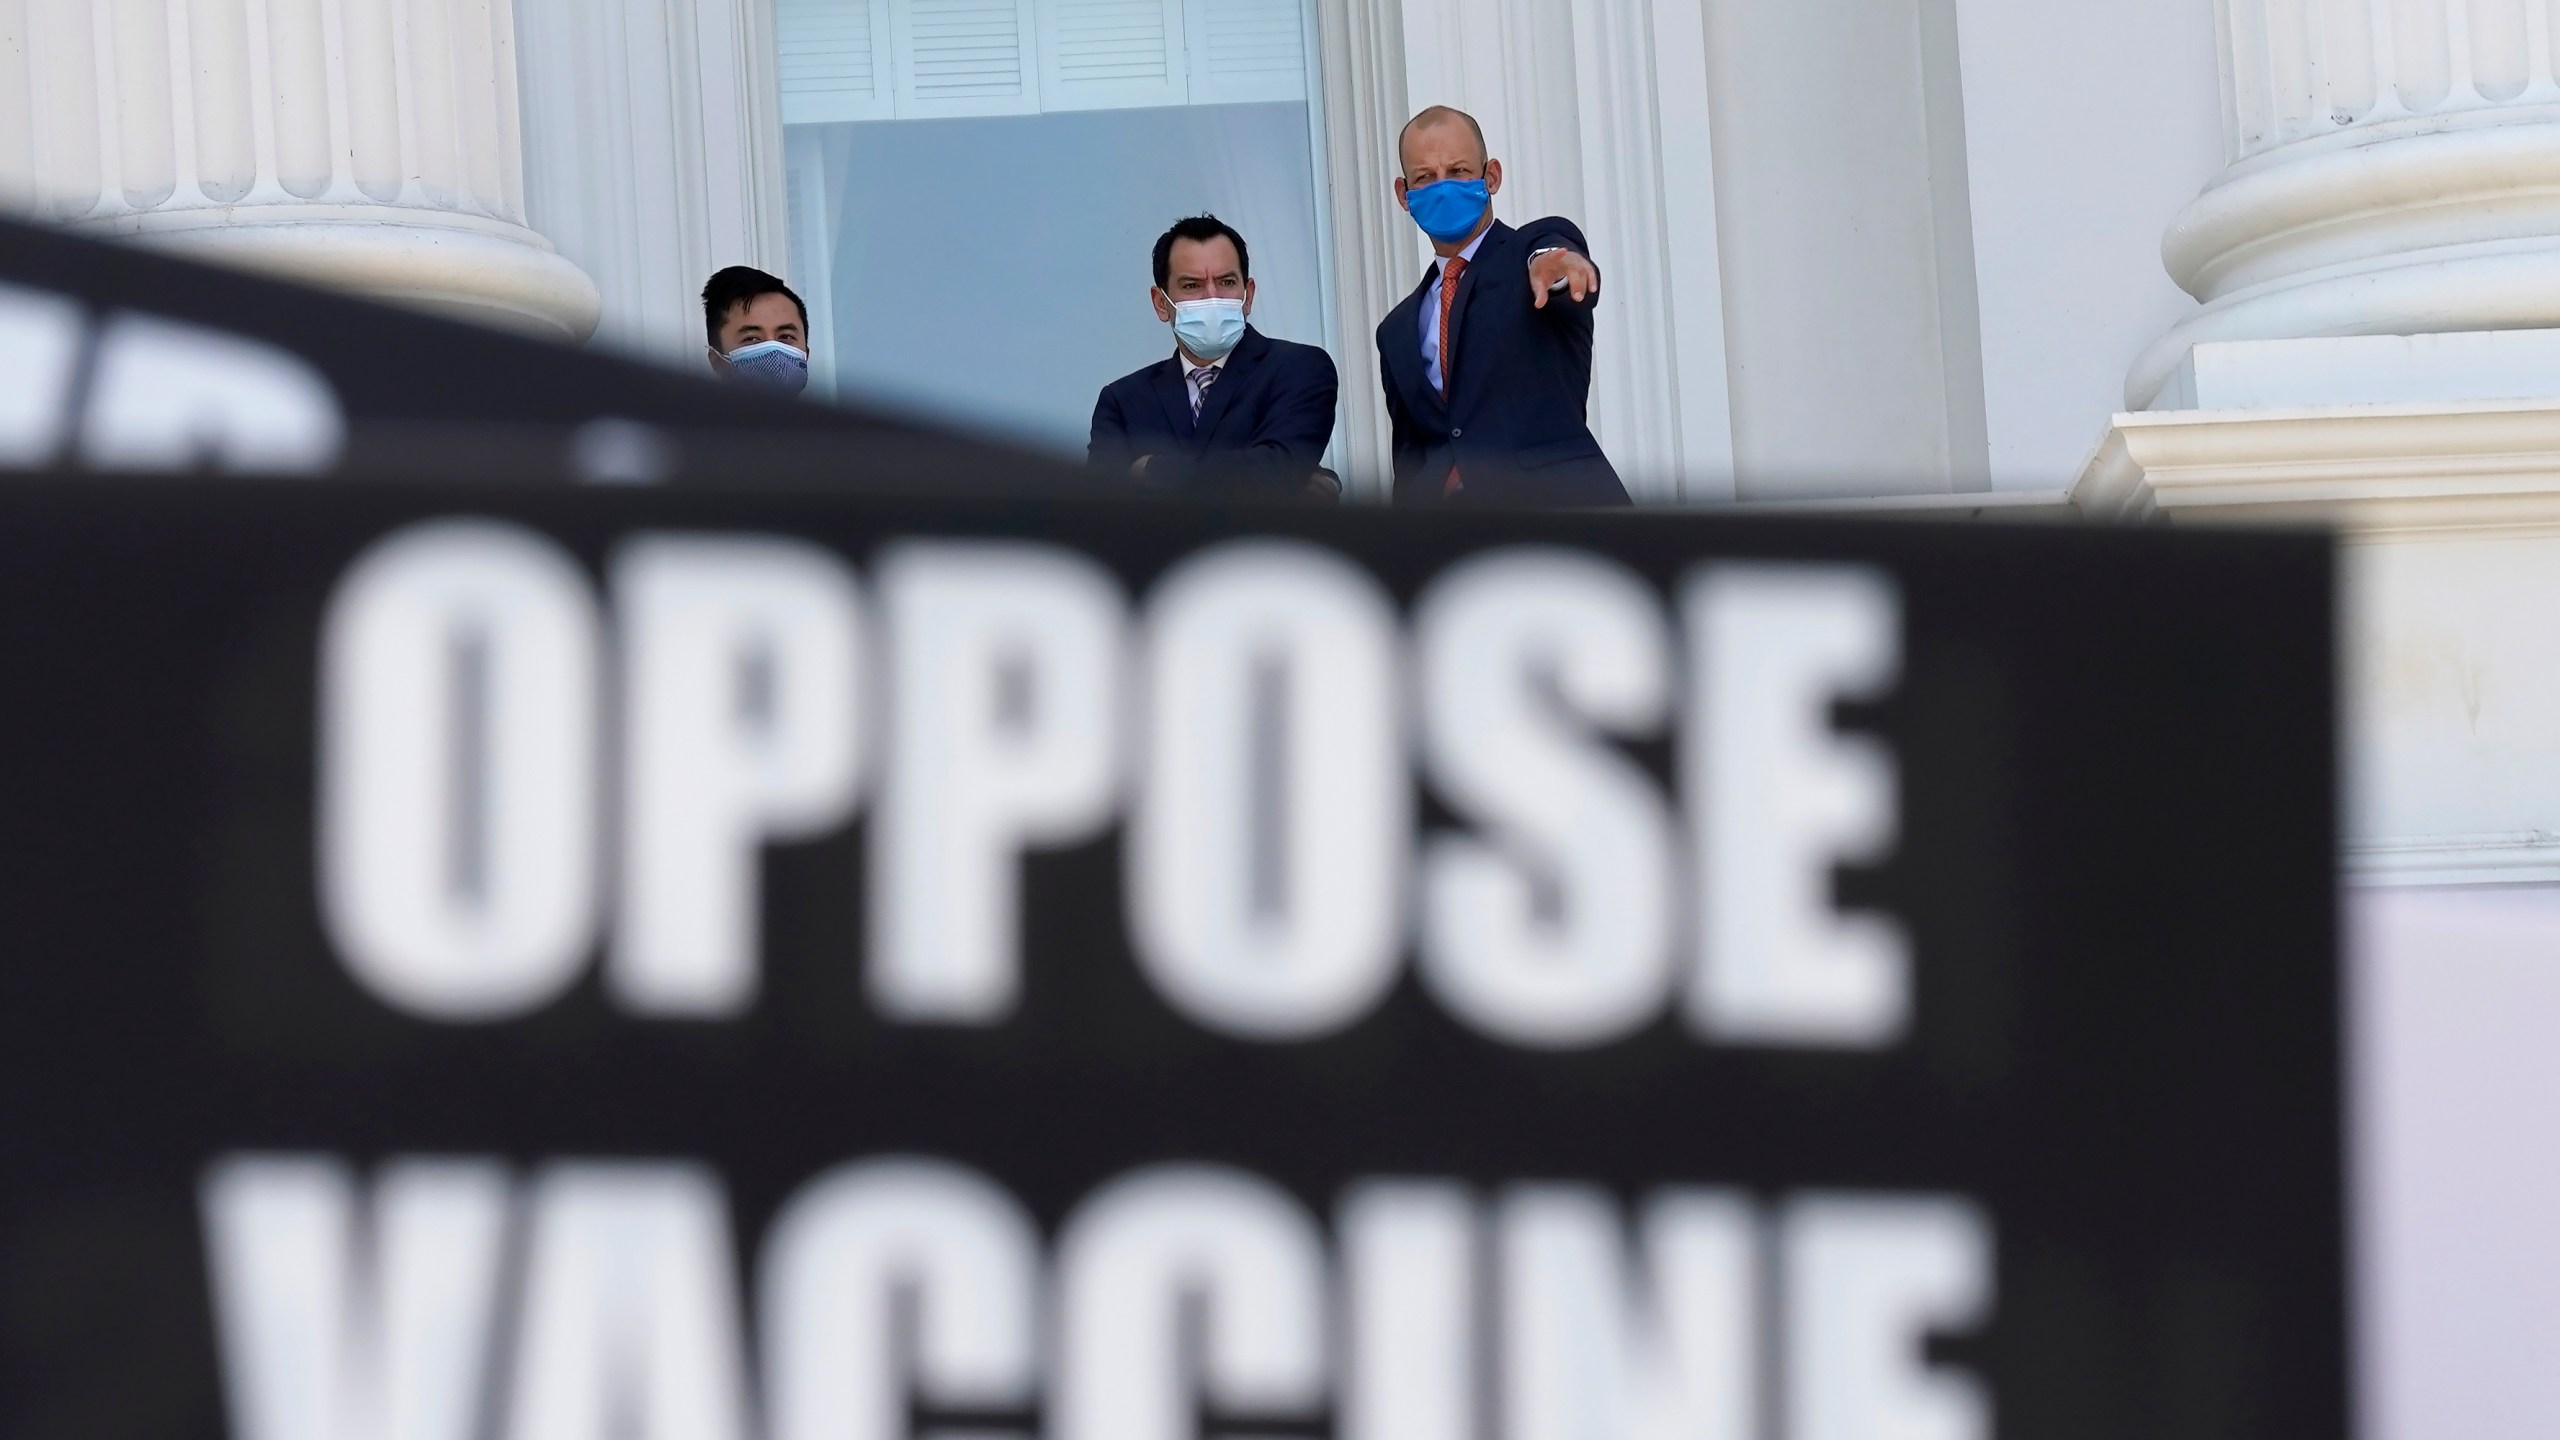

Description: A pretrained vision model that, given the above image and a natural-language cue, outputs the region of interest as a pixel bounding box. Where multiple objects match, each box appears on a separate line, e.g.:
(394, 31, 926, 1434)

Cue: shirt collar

(1435, 225, 1493, 278)
(1178, 349, 1232, 374)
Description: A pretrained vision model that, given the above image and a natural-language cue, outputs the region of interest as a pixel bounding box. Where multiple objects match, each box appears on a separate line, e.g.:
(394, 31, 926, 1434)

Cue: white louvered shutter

(1182, 0, 1307, 105)
(778, 0, 896, 124)
(891, 0, 1043, 117)
(1038, 0, 1188, 111)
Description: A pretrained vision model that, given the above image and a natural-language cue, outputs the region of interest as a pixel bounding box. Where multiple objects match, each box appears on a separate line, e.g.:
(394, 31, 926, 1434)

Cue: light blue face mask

(1405, 177, 1492, 244)
(720, 338, 809, 396)
(1168, 296, 1248, 361)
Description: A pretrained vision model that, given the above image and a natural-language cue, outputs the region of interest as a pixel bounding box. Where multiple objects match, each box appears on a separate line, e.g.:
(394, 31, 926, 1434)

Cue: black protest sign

(0, 483, 2340, 1440)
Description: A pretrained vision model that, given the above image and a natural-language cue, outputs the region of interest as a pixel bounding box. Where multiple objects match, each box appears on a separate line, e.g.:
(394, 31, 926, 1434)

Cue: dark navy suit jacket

(1087, 326, 1338, 494)
(1376, 217, 1630, 506)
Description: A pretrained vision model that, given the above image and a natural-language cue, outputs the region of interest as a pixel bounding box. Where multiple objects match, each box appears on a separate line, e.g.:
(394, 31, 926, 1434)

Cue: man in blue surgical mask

(702, 266, 812, 397)
(1088, 215, 1340, 498)
(1377, 106, 1629, 506)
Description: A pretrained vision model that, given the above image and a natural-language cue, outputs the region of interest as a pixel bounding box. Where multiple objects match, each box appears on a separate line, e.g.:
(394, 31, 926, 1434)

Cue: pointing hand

(1530, 249, 1600, 308)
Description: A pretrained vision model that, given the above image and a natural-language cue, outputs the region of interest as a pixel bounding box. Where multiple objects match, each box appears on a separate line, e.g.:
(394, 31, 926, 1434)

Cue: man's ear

(706, 345, 729, 374)
(1394, 176, 1411, 211)
(1243, 278, 1258, 317)
(1151, 287, 1176, 323)
(1484, 158, 1503, 197)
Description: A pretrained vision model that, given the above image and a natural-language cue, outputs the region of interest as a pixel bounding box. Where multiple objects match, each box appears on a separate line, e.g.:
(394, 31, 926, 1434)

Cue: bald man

(1375, 106, 1629, 506)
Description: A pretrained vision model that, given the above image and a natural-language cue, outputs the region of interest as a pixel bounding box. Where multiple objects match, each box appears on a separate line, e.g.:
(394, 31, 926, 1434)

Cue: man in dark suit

(1376, 107, 1630, 506)
(1089, 216, 1340, 498)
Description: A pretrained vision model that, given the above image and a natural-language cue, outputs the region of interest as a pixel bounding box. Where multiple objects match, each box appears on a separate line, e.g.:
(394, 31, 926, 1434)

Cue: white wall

(2345, 531, 2560, 884)
(1952, 0, 2223, 487)
(2355, 887, 2560, 1440)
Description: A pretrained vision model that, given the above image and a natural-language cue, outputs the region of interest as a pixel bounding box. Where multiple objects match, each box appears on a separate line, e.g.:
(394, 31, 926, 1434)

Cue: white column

(0, 0, 600, 341)
(1392, 0, 1735, 502)
(1697, 0, 1985, 500)
(1316, 0, 1411, 498)
(2130, 0, 2560, 408)
(515, 0, 790, 366)
(1571, 0, 1722, 500)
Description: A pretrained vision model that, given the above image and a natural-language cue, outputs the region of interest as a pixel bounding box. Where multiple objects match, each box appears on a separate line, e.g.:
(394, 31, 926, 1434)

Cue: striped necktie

(1190, 366, 1218, 418)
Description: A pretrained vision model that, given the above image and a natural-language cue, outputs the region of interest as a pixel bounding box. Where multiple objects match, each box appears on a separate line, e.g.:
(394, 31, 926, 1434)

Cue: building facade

(0, 0, 2227, 496)
(7, 1, 2560, 1426)
(10, 0, 2558, 881)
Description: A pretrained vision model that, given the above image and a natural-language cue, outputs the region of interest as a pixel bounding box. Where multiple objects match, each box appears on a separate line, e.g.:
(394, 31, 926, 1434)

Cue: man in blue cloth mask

(1088, 215, 1341, 498)
(1377, 106, 1629, 506)
(702, 266, 812, 397)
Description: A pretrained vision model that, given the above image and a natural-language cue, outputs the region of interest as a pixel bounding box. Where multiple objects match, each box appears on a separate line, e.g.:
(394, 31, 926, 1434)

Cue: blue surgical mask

(1169, 297, 1247, 361)
(720, 338, 809, 395)
(1405, 177, 1492, 244)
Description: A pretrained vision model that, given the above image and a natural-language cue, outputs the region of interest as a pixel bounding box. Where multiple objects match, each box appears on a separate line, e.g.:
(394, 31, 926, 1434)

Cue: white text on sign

(317, 524, 1909, 1050)
(202, 1154, 1992, 1440)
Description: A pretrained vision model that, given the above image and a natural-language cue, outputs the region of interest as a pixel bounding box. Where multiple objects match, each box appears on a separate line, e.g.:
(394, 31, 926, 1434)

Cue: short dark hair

(701, 266, 808, 349)
(1152, 216, 1251, 292)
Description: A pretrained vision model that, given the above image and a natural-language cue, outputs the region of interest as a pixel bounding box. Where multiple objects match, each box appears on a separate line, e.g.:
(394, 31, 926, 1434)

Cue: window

(777, 0, 1336, 456)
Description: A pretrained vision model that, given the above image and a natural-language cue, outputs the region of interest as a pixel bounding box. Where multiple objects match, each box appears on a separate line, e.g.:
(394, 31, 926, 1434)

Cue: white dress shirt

(1418, 228, 1491, 396)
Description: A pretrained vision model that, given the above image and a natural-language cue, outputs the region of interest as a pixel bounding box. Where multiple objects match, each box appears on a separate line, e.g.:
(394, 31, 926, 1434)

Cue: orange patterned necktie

(1438, 255, 1467, 496)
(1436, 255, 1467, 401)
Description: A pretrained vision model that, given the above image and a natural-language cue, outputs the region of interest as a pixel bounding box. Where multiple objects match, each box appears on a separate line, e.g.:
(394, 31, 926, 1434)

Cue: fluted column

(0, 0, 599, 341)
(1313, 0, 1412, 499)
(2131, 0, 2560, 406)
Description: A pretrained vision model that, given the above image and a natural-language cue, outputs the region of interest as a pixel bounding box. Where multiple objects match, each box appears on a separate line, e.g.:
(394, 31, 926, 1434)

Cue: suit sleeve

(1377, 329, 1430, 506)
(1087, 384, 1134, 477)
(1219, 346, 1339, 492)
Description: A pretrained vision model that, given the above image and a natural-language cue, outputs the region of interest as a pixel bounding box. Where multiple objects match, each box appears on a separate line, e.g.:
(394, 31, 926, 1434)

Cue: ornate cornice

(2351, 831, 2560, 888)
(2070, 400, 2560, 538)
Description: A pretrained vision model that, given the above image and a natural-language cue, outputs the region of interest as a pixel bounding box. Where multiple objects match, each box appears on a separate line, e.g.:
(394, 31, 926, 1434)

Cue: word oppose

(321, 522, 1907, 1050)
(204, 1155, 1991, 1440)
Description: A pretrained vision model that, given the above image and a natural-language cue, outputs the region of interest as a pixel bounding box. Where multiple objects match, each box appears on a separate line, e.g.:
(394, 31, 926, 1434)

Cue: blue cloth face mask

(720, 338, 809, 395)
(1405, 177, 1492, 244)
(1169, 297, 1247, 361)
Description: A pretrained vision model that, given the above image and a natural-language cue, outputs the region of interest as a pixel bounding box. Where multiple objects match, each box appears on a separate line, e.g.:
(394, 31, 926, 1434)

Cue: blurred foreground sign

(0, 483, 2340, 1439)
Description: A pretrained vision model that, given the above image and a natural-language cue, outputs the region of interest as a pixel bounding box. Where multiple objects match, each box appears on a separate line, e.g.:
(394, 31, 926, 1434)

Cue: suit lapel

(1380, 270, 1446, 426)
(1191, 327, 1266, 444)
(1149, 356, 1196, 440)
(1443, 220, 1513, 400)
